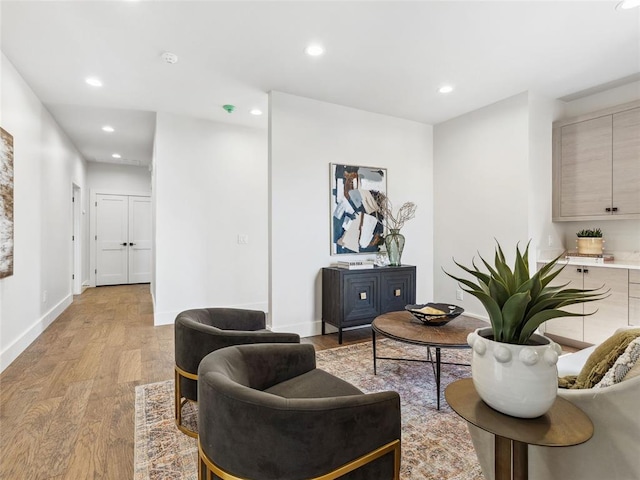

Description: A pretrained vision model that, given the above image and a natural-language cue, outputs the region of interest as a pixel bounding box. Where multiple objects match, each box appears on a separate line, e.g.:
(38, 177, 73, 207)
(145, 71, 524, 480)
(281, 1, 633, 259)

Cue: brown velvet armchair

(174, 308, 300, 437)
(197, 343, 402, 480)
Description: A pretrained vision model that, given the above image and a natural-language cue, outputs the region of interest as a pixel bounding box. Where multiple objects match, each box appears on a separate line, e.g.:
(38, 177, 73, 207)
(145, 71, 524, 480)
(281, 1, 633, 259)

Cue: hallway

(0, 284, 173, 479)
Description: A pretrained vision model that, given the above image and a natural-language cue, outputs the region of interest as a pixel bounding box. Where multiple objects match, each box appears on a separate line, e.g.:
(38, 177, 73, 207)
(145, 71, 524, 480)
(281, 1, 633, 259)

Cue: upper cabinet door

(612, 107, 640, 215)
(560, 116, 612, 217)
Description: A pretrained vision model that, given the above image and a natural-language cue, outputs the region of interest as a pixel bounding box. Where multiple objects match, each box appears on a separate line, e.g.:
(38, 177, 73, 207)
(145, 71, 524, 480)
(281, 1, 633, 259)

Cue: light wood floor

(0, 284, 368, 479)
(0, 284, 576, 479)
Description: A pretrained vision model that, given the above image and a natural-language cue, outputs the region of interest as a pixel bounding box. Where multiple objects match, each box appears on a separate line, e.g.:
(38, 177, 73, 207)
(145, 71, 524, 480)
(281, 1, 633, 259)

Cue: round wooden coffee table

(371, 311, 487, 409)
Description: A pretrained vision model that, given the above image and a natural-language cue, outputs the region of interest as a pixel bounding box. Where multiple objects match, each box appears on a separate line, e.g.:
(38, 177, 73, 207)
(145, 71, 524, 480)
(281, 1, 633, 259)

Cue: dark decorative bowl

(405, 303, 464, 326)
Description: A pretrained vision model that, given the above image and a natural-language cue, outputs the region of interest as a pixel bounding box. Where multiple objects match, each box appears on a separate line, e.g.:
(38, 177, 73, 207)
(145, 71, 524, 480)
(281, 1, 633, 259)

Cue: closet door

(96, 194, 152, 286)
(96, 194, 129, 285)
(128, 196, 152, 284)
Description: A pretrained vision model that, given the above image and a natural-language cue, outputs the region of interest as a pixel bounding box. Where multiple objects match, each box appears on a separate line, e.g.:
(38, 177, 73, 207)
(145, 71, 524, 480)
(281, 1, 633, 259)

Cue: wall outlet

(237, 234, 249, 245)
(456, 289, 463, 301)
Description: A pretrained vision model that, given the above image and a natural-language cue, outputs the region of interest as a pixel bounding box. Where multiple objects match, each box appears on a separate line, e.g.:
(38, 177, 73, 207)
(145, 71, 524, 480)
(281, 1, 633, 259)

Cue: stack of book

(330, 260, 376, 270)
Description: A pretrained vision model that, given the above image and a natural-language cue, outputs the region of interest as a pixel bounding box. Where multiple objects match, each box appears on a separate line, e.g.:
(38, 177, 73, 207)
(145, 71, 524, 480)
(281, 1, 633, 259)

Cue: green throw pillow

(570, 328, 640, 389)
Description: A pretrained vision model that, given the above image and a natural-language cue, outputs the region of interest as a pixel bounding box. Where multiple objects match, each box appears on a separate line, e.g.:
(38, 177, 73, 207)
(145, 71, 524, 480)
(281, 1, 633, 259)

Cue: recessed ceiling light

(305, 44, 325, 57)
(102, 125, 115, 133)
(85, 77, 103, 87)
(438, 85, 454, 94)
(250, 109, 263, 116)
(616, 0, 640, 9)
(112, 153, 121, 159)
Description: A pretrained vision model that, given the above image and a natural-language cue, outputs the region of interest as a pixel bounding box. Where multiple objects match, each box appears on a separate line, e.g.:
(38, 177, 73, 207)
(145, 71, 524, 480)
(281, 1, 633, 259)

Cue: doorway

(95, 194, 152, 286)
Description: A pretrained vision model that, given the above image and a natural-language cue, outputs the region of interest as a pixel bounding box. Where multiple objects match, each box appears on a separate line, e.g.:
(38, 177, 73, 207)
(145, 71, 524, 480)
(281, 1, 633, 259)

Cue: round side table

(445, 378, 593, 480)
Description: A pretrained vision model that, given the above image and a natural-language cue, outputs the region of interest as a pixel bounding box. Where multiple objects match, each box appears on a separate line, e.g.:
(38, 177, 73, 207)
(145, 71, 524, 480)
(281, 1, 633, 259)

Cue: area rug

(134, 339, 484, 480)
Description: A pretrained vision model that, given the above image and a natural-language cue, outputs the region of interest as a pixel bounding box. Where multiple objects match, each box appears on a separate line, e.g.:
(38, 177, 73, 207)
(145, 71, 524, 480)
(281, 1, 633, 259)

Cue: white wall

(86, 162, 152, 287)
(87, 162, 151, 194)
(562, 80, 640, 118)
(528, 92, 565, 262)
(0, 53, 88, 371)
(153, 112, 268, 325)
(433, 93, 530, 319)
(433, 83, 640, 322)
(269, 91, 433, 337)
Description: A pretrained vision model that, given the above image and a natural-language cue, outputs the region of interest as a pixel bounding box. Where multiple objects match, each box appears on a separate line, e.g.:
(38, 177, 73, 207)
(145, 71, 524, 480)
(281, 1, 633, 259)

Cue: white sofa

(468, 329, 640, 480)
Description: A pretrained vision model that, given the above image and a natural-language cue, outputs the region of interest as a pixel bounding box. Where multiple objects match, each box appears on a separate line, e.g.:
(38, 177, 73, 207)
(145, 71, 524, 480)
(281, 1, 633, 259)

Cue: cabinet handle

(577, 268, 582, 273)
(359, 292, 367, 300)
(120, 242, 127, 246)
(584, 268, 589, 274)
(605, 207, 611, 212)
(394, 289, 401, 297)
(612, 207, 618, 212)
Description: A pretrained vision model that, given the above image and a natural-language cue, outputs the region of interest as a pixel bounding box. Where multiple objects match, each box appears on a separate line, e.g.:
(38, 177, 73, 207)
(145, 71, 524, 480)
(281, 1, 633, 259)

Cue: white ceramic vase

(467, 327, 562, 418)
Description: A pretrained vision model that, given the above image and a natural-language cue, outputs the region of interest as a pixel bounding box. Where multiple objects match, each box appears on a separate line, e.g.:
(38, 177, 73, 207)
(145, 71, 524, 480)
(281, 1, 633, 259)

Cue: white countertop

(537, 255, 640, 270)
(557, 258, 640, 270)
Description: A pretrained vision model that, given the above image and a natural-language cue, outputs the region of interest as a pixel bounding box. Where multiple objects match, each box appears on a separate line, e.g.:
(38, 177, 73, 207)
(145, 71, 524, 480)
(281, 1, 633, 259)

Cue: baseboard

(0, 293, 73, 372)
(154, 301, 269, 326)
(270, 320, 322, 338)
(269, 319, 372, 338)
(460, 311, 490, 323)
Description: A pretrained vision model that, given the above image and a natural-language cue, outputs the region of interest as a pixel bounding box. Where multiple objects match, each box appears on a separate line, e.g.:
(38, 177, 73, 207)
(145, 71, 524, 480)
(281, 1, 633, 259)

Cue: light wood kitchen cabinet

(582, 267, 628, 344)
(543, 265, 584, 340)
(630, 269, 640, 326)
(558, 116, 612, 218)
(553, 100, 640, 221)
(538, 263, 629, 345)
(612, 108, 640, 215)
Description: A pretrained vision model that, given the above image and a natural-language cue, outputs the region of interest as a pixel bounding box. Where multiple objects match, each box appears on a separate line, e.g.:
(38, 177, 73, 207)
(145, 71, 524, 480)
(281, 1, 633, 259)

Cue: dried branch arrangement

(377, 193, 417, 231)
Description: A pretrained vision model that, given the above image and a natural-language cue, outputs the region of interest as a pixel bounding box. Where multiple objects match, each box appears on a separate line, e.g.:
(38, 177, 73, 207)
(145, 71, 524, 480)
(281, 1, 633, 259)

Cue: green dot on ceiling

(223, 104, 235, 113)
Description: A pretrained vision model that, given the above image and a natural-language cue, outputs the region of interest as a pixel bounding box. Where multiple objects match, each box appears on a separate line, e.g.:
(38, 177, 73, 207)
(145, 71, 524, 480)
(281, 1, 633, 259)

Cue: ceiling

(1, 1, 639, 167)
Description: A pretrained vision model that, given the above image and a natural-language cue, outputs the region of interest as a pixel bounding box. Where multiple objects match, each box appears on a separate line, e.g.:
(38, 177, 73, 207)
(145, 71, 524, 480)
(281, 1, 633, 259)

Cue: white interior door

(128, 196, 152, 283)
(96, 194, 152, 286)
(96, 194, 128, 286)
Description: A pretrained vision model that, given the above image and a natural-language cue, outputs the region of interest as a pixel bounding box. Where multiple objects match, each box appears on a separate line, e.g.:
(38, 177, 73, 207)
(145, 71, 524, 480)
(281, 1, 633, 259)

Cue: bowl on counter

(405, 303, 464, 326)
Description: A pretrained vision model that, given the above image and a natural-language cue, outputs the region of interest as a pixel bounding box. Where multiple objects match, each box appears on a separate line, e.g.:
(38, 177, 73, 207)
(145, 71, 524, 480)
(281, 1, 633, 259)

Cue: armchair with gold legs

(174, 308, 300, 437)
(197, 343, 402, 480)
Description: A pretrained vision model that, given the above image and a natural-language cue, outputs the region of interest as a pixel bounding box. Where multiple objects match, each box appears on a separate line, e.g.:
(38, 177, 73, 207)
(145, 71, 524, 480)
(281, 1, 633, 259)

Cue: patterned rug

(134, 339, 484, 479)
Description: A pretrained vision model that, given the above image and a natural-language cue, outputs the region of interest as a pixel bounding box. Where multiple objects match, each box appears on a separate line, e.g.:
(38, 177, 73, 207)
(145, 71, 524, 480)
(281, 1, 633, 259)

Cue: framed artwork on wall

(0, 127, 14, 279)
(330, 163, 386, 255)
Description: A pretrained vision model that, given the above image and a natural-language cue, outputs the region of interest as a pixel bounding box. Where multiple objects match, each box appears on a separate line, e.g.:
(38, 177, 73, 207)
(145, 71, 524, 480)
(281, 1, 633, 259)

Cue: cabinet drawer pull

(577, 268, 582, 273)
(394, 289, 401, 297)
(612, 207, 618, 212)
(584, 268, 589, 274)
(359, 292, 367, 300)
(605, 207, 611, 212)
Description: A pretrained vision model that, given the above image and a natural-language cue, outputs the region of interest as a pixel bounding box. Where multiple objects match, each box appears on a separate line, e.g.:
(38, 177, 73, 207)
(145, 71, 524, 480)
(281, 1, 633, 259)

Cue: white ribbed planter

(467, 327, 562, 418)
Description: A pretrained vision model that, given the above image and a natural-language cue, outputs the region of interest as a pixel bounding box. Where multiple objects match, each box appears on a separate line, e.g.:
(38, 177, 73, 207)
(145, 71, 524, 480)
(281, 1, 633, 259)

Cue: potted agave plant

(445, 241, 607, 418)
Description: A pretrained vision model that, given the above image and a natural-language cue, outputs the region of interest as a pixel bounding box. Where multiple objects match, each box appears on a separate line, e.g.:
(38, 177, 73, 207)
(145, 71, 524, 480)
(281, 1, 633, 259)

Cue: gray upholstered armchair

(197, 343, 402, 480)
(174, 308, 300, 437)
